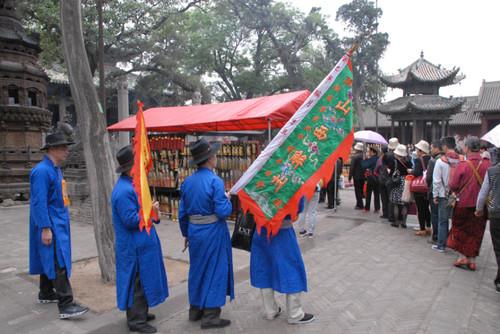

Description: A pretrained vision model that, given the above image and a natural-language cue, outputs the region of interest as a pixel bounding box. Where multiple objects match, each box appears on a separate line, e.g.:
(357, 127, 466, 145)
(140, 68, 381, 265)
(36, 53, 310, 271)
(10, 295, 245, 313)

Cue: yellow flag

(131, 101, 157, 233)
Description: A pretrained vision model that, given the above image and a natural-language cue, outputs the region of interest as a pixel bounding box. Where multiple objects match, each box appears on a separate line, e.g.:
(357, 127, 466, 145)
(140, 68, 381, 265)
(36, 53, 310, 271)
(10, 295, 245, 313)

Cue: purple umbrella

(354, 130, 388, 145)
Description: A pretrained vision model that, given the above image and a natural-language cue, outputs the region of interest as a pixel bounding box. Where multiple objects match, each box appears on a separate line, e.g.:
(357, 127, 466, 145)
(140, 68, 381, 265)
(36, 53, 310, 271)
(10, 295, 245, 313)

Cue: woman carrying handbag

(390, 144, 412, 228)
(409, 140, 432, 236)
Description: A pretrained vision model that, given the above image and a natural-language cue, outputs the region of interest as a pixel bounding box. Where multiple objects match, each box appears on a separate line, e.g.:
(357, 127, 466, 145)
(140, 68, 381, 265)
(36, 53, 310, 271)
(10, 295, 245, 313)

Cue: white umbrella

(481, 123, 500, 147)
(354, 130, 388, 145)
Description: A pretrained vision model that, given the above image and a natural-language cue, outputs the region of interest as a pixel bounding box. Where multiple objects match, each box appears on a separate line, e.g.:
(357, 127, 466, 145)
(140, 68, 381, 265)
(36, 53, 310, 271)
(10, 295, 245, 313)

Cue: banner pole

(333, 161, 338, 212)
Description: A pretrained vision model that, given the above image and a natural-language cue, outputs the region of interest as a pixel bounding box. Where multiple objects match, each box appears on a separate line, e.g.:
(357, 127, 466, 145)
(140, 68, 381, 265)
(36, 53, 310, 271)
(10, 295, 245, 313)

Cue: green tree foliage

(336, 0, 389, 128)
(20, 0, 388, 110)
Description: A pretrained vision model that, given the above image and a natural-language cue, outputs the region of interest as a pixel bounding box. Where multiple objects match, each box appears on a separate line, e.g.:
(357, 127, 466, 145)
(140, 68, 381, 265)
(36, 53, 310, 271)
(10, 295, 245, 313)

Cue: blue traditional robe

(179, 167, 234, 308)
(250, 198, 307, 294)
(111, 175, 168, 311)
(29, 156, 72, 280)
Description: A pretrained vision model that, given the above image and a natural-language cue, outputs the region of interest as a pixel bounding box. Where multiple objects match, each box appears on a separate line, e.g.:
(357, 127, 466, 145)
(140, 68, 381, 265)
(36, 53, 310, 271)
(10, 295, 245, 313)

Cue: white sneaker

(431, 245, 445, 253)
(289, 313, 315, 325)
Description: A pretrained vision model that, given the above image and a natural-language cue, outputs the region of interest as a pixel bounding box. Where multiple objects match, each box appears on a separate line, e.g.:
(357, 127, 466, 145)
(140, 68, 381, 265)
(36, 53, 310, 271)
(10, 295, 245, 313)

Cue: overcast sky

(288, 0, 500, 101)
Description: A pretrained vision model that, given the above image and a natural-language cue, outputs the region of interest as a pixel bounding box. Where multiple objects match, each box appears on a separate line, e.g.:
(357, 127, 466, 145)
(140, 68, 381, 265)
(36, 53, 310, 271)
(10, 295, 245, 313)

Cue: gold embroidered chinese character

(290, 150, 307, 169)
(313, 125, 329, 141)
(271, 175, 288, 193)
(335, 99, 351, 115)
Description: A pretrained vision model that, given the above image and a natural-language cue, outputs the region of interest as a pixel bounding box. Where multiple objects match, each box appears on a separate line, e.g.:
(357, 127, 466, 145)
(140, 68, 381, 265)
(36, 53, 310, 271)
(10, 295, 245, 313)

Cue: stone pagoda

(0, 0, 51, 200)
(378, 52, 465, 143)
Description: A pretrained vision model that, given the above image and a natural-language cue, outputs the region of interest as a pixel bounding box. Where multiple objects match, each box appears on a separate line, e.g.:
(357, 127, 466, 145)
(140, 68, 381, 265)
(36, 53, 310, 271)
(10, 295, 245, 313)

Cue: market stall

(108, 90, 310, 220)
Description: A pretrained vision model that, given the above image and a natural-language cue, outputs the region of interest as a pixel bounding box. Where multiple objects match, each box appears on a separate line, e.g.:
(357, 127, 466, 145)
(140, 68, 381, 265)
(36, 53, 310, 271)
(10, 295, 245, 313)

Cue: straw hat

(415, 140, 430, 154)
(354, 142, 364, 152)
(388, 137, 399, 150)
(394, 144, 408, 157)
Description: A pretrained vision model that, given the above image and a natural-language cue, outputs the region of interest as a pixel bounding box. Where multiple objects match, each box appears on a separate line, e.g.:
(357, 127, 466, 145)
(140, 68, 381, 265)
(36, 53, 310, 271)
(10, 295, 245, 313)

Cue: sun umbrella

(481, 123, 500, 147)
(354, 130, 388, 145)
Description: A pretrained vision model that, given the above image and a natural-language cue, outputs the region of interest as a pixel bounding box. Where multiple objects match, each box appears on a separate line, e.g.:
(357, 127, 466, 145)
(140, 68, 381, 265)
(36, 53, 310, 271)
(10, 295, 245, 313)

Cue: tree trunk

(97, 0, 106, 113)
(60, 0, 116, 282)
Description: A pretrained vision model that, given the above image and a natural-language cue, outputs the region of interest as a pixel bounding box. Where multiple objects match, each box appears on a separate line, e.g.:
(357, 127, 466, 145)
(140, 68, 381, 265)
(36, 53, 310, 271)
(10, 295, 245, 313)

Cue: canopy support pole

(267, 119, 271, 142)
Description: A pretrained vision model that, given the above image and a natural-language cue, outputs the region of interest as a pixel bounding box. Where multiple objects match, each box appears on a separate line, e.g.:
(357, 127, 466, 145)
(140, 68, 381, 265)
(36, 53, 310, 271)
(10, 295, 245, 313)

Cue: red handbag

(410, 174, 429, 193)
(410, 157, 429, 193)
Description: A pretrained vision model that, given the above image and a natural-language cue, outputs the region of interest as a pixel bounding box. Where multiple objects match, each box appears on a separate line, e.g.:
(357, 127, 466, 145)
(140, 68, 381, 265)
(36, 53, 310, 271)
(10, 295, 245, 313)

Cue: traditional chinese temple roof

(381, 52, 464, 89)
(476, 80, 500, 113)
(362, 96, 480, 127)
(449, 96, 481, 125)
(377, 95, 465, 114)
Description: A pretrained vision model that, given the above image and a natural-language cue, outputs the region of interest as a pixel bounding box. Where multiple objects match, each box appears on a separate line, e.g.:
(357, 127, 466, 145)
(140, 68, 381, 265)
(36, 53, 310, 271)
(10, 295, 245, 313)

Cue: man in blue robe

(111, 145, 169, 334)
(178, 138, 234, 330)
(29, 127, 89, 319)
(250, 197, 315, 324)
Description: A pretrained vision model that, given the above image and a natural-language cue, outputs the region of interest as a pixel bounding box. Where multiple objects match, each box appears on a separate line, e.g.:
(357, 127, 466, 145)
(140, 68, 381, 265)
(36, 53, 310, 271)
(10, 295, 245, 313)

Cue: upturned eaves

(381, 56, 464, 88)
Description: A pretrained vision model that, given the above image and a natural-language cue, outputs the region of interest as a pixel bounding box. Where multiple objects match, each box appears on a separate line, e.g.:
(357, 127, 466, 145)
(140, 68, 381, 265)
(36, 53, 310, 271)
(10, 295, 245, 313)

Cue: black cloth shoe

(59, 303, 89, 319)
(200, 308, 231, 329)
(273, 307, 282, 319)
(38, 292, 58, 304)
(129, 323, 157, 333)
(189, 305, 203, 321)
(290, 313, 315, 324)
(495, 283, 500, 293)
(147, 313, 156, 321)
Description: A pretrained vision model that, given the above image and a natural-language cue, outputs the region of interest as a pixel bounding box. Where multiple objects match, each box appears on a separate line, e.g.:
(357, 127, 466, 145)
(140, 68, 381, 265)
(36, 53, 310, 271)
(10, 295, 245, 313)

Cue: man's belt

(189, 214, 218, 225)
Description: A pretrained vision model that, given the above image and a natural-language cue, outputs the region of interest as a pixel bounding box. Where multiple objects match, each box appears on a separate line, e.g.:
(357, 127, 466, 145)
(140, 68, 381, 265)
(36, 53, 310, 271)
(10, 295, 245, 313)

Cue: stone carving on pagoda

(0, 0, 51, 201)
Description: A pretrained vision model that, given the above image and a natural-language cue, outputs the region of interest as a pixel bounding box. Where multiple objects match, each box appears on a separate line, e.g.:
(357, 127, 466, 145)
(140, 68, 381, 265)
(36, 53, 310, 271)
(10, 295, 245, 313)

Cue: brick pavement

(153, 194, 500, 334)
(1, 190, 500, 333)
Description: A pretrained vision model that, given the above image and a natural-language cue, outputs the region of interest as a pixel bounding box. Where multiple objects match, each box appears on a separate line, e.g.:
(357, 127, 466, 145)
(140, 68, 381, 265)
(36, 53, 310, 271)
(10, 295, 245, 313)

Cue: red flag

(131, 100, 157, 233)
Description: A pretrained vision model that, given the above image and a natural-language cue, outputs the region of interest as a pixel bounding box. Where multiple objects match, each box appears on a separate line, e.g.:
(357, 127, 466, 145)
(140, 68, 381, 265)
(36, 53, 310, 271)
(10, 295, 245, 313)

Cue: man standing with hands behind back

(178, 138, 234, 330)
(29, 124, 89, 319)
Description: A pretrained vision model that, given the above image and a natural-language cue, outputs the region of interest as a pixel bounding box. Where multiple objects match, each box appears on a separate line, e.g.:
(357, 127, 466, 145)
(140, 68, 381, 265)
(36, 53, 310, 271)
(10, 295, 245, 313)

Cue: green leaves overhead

(21, 0, 388, 108)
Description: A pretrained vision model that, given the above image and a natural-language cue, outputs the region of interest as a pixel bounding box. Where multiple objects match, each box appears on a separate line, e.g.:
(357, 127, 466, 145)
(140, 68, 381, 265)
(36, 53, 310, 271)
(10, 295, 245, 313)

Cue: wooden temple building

(377, 52, 465, 143)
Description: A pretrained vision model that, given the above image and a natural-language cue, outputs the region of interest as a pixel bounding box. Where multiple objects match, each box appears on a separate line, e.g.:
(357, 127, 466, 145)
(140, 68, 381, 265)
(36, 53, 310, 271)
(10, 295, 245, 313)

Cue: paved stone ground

(1, 190, 499, 334)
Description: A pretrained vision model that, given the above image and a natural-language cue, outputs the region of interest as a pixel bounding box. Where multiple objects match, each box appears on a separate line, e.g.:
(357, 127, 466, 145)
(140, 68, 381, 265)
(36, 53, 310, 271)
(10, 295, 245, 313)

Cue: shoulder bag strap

(466, 160, 483, 186)
(420, 157, 427, 171)
(456, 174, 474, 196)
(399, 158, 410, 169)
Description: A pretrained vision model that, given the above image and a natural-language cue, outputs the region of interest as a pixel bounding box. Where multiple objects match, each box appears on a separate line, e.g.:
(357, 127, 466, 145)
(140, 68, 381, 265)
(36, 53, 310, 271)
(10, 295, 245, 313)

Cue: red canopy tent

(107, 90, 310, 133)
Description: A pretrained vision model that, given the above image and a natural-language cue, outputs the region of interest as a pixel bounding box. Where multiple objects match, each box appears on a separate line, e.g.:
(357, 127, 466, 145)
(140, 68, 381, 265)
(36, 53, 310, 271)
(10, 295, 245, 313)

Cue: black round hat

(41, 132, 75, 150)
(116, 145, 134, 173)
(189, 138, 221, 166)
